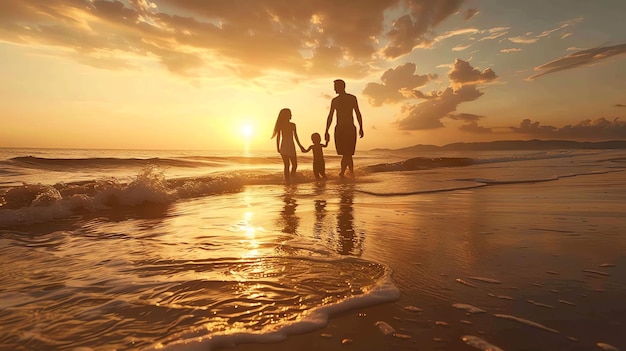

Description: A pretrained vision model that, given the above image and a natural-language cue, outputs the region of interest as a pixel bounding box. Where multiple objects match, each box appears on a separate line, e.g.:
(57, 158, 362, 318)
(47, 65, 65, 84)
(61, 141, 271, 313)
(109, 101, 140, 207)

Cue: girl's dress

(279, 123, 297, 156)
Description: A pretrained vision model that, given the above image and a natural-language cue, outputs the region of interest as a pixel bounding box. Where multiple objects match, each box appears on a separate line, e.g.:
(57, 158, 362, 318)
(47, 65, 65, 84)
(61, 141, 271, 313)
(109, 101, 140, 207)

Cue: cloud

(536, 17, 583, 38)
(411, 90, 440, 100)
(448, 58, 497, 88)
(448, 112, 483, 122)
(362, 63, 437, 106)
(528, 44, 626, 80)
(452, 43, 472, 51)
(500, 48, 522, 53)
(615, 104, 626, 108)
(477, 27, 509, 41)
(508, 36, 539, 44)
(511, 118, 626, 139)
(434, 28, 480, 42)
(459, 121, 492, 133)
(506, 17, 582, 46)
(382, 0, 465, 58)
(391, 59, 497, 130)
(0, 0, 467, 78)
(449, 113, 492, 133)
(396, 85, 483, 130)
(464, 9, 479, 21)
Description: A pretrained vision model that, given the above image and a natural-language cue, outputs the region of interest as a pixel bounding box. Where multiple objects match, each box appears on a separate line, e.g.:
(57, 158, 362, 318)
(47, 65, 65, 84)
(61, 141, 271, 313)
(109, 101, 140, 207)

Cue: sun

(241, 124, 254, 138)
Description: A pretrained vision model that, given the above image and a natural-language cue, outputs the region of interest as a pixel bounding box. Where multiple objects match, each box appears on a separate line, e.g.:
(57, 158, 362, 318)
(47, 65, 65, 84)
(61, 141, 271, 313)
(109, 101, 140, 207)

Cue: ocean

(1, 147, 625, 350)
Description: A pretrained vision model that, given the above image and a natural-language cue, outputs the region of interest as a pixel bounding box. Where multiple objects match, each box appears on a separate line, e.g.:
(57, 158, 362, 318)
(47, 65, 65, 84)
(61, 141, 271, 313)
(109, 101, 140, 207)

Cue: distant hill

(372, 139, 626, 152)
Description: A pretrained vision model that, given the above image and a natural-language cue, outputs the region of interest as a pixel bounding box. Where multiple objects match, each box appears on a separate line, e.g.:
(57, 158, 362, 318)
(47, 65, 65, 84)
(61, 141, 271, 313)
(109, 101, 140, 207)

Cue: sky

(1, 0, 625, 151)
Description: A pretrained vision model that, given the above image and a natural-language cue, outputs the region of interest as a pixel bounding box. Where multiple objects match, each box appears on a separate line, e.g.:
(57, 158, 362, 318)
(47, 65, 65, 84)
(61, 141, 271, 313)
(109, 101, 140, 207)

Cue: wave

(160, 265, 399, 351)
(365, 157, 474, 172)
(0, 229, 399, 351)
(1, 150, 622, 227)
(5, 155, 218, 169)
(356, 184, 487, 197)
(363, 150, 599, 173)
(0, 167, 249, 227)
(357, 170, 623, 197)
(3, 155, 337, 172)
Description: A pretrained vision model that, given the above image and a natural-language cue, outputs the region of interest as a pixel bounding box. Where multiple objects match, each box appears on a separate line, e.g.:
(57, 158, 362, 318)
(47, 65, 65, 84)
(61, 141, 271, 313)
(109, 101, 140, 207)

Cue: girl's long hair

(271, 108, 291, 139)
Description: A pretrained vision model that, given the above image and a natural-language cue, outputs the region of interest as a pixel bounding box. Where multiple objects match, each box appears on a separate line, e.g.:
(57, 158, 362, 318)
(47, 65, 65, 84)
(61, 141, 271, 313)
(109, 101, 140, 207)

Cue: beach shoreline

(1, 149, 624, 351)
(225, 171, 626, 351)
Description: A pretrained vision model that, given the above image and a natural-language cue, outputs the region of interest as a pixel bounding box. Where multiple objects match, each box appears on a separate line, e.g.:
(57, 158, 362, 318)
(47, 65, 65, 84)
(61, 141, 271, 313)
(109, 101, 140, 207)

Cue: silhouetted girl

(272, 108, 304, 185)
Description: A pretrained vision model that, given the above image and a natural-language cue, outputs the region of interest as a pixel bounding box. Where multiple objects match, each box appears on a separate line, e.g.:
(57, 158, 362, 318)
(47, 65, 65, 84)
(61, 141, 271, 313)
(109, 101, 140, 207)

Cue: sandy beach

(228, 171, 626, 351)
(1, 148, 624, 351)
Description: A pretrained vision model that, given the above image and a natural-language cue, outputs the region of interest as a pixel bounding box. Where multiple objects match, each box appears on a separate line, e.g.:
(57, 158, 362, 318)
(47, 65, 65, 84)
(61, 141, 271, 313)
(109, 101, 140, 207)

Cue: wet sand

(228, 171, 626, 351)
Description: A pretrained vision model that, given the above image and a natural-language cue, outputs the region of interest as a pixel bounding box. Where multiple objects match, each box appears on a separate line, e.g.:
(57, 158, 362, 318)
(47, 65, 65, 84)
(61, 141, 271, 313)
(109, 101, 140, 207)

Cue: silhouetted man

(325, 79, 364, 177)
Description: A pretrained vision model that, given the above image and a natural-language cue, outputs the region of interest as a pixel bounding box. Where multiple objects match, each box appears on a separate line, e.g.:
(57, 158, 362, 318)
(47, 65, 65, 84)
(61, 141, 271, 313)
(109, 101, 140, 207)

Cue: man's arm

(354, 96, 364, 138)
(325, 100, 335, 142)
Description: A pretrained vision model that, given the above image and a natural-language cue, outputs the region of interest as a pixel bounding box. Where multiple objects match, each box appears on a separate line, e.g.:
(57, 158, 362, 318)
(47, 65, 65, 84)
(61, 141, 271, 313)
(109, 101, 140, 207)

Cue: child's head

(311, 132, 321, 144)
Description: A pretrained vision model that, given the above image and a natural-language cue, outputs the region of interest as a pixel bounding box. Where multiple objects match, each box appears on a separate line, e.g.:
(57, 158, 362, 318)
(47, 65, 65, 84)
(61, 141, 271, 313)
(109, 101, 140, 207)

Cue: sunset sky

(1, 0, 625, 151)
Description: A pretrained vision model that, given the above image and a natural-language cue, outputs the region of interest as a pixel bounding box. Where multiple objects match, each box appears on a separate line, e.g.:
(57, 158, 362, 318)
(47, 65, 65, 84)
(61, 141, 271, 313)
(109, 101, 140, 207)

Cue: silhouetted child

(302, 133, 328, 180)
(272, 108, 304, 185)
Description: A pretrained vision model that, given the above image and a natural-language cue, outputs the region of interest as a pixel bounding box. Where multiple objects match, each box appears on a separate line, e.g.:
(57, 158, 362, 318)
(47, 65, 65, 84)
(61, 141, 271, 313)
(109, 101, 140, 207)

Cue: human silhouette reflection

(313, 181, 327, 240)
(278, 187, 299, 234)
(336, 183, 363, 256)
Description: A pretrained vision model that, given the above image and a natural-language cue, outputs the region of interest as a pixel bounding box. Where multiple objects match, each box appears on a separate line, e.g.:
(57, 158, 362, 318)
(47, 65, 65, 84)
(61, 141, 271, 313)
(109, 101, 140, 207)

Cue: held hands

(324, 132, 330, 142)
(359, 128, 364, 138)
(300, 145, 306, 153)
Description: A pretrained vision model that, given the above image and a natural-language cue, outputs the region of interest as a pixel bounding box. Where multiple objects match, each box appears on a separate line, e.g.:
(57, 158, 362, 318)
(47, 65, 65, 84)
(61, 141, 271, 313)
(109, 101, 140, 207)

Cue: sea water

(0, 147, 625, 350)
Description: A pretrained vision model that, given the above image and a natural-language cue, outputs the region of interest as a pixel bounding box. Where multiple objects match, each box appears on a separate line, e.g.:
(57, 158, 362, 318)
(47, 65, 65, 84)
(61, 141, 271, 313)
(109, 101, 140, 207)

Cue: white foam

(374, 321, 396, 335)
(462, 335, 504, 351)
(598, 263, 616, 268)
(159, 270, 400, 351)
(468, 277, 502, 284)
(597, 342, 620, 351)
(456, 278, 477, 288)
(583, 269, 610, 276)
(0, 167, 246, 227)
(526, 300, 554, 309)
(493, 314, 559, 334)
(487, 293, 514, 300)
(393, 333, 412, 339)
(452, 303, 486, 314)
(403, 305, 422, 312)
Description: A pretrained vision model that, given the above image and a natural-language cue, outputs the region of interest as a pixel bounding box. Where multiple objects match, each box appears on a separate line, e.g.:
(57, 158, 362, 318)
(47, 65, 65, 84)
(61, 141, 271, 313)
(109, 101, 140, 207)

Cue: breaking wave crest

(0, 167, 246, 227)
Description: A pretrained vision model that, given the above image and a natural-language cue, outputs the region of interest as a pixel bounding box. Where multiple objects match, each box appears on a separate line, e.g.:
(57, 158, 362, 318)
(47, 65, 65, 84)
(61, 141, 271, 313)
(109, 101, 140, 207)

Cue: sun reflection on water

(236, 211, 264, 258)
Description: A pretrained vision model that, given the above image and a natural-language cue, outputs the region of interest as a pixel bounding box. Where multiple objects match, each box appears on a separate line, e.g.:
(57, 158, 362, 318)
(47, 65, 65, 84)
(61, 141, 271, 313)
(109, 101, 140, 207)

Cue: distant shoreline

(372, 139, 626, 152)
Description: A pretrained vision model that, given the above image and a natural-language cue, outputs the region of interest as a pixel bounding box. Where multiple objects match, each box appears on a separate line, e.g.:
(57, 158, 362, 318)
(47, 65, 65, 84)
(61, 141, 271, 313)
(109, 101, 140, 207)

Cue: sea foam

(0, 167, 244, 227)
(158, 270, 399, 351)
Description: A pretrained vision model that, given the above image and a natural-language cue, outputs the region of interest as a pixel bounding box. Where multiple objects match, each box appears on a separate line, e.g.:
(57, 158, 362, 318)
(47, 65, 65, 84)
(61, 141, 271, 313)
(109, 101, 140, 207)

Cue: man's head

(333, 79, 346, 94)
